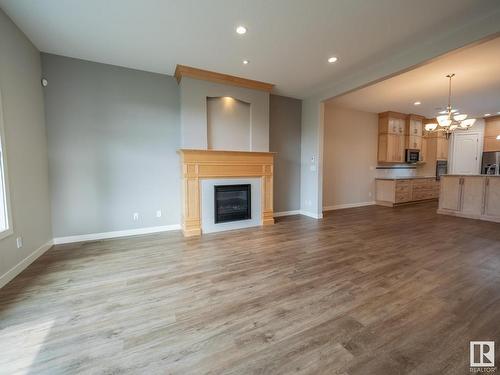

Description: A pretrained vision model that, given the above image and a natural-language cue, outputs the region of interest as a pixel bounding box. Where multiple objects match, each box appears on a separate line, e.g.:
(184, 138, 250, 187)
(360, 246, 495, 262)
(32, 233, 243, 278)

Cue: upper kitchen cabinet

(378, 111, 406, 135)
(436, 132, 449, 160)
(378, 111, 406, 163)
(406, 115, 423, 137)
(423, 118, 449, 160)
(484, 115, 500, 152)
(406, 114, 423, 150)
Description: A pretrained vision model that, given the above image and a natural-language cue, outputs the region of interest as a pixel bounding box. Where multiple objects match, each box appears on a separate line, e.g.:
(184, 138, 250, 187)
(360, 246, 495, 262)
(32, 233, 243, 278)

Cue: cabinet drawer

(412, 180, 436, 191)
(395, 191, 411, 203)
(412, 190, 438, 201)
(395, 179, 410, 187)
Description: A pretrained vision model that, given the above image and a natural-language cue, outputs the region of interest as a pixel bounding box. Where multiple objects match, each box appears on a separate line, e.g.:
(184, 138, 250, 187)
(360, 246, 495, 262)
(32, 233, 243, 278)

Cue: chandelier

(424, 74, 476, 137)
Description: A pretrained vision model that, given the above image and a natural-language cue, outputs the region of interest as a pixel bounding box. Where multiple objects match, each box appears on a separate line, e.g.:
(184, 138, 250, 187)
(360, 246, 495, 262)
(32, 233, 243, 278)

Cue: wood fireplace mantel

(178, 149, 275, 237)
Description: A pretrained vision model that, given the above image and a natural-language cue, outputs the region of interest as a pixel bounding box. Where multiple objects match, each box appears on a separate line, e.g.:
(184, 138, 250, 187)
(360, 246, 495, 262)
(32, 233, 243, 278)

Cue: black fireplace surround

(214, 184, 251, 223)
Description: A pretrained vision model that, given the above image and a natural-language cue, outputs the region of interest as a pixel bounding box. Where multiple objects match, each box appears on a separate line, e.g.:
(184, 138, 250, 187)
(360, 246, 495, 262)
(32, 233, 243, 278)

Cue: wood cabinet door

(484, 136, 500, 152)
(420, 137, 427, 162)
(382, 134, 402, 162)
(484, 117, 500, 137)
(397, 135, 405, 162)
(397, 119, 406, 135)
(461, 177, 485, 216)
(439, 176, 462, 211)
(484, 178, 500, 218)
(408, 135, 422, 150)
(436, 138, 448, 160)
(409, 119, 423, 137)
(387, 118, 399, 134)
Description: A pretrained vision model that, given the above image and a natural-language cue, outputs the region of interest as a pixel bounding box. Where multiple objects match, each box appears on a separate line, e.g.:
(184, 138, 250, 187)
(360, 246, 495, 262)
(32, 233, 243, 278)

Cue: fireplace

(214, 184, 251, 223)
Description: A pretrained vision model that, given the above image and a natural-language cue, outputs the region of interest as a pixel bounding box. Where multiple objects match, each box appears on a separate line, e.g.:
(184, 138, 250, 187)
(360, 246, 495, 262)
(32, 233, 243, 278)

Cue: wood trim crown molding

(178, 149, 275, 237)
(174, 65, 274, 92)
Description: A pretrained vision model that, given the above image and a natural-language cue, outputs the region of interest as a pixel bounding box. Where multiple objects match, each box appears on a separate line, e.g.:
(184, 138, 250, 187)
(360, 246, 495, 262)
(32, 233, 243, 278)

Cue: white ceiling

(1, 0, 499, 98)
(329, 36, 500, 119)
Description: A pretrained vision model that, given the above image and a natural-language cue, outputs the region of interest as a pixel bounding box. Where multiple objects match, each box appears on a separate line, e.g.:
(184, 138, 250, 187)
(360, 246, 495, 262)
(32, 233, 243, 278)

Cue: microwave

(405, 149, 420, 164)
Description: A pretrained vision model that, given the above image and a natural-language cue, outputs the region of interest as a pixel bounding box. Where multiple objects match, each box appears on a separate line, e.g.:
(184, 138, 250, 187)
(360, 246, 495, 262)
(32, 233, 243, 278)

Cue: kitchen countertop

(375, 176, 437, 180)
(442, 174, 500, 177)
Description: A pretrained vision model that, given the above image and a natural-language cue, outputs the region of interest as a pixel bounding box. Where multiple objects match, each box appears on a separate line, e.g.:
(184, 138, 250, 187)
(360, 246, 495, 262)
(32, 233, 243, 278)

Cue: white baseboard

(53, 224, 181, 245)
(299, 210, 323, 219)
(274, 210, 301, 217)
(0, 240, 54, 289)
(323, 201, 375, 211)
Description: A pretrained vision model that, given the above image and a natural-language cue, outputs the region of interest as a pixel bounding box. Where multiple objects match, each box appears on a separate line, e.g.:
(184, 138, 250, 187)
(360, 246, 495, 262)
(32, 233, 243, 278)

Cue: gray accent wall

(269, 95, 302, 213)
(41, 54, 181, 238)
(0, 9, 52, 278)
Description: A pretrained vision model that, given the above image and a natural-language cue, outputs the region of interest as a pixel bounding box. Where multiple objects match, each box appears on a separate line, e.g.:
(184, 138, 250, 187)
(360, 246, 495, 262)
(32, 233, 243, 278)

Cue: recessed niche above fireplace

(214, 184, 251, 223)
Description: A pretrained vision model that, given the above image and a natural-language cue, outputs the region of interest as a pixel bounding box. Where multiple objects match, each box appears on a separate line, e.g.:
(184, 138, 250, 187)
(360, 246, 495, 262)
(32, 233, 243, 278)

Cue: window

(0, 91, 11, 238)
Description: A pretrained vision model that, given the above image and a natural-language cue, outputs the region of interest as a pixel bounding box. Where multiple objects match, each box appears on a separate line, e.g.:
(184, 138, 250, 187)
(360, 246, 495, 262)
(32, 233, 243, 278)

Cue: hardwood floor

(1, 202, 500, 374)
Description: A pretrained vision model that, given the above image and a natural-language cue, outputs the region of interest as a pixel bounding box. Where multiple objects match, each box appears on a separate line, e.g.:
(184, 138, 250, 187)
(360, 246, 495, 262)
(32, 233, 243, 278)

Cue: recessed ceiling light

(328, 56, 338, 63)
(243, 60, 249, 65)
(485, 113, 491, 117)
(236, 26, 247, 35)
(414, 101, 421, 106)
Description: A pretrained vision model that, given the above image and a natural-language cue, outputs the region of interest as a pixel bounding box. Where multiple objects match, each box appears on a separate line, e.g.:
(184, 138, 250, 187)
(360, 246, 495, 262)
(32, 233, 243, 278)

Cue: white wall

(0, 9, 52, 284)
(323, 104, 377, 209)
(207, 97, 251, 151)
(180, 77, 270, 151)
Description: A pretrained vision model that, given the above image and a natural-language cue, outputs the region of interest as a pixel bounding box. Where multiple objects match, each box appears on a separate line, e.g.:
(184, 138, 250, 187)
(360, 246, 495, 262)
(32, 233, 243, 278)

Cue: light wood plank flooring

(1, 202, 500, 374)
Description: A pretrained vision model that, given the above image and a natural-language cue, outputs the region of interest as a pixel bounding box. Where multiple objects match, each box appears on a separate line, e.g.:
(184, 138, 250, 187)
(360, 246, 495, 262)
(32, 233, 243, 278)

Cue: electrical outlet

(156, 210, 162, 218)
(133, 212, 139, 221)
(16, 237, 23, 249)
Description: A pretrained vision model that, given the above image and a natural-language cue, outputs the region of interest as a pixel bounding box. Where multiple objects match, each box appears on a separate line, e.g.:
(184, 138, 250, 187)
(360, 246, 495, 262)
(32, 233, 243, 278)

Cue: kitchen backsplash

(375, 164, 418, 178)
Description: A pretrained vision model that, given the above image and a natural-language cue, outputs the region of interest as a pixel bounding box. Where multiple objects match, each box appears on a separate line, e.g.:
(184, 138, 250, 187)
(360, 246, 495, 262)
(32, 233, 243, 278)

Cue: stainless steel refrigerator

(481, 151, 500, 175)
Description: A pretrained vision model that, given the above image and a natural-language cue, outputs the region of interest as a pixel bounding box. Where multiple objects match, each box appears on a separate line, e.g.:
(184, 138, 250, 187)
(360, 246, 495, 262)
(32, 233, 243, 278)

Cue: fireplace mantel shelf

(178, 149, 275, 236)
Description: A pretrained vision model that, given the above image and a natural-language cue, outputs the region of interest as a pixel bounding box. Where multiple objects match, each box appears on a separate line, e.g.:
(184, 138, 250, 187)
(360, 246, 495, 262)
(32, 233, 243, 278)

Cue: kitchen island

(375, 176, 439, 207)
(438, 174, 500, 223)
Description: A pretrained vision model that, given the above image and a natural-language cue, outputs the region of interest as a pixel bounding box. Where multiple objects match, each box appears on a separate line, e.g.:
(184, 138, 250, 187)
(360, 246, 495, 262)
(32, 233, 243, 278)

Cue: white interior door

(451, 132, 480, 175)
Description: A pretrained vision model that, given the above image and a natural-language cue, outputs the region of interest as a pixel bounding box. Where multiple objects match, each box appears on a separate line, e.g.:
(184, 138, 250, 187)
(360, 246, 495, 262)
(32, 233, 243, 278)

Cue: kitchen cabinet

(376, 177, 439, 207)
(484, 115, 500, 151)
(379, 112, 406, 134)
(406, 115, 423, 150)
(438, 175, 500, 223)
(436, 133, 449, 160)
(461, 177, 485, 216)
(439, 176, 461, 211)
(484, 177, 500, 218)
(378, 112, 406, 163)
(422, 120, 449, 161)
(484, 116, 500, 152)
(378, 131, 405, 163)
(408, 135, 422, 150)
(420, 136, 428, 162)
(484, 137, 500, 152)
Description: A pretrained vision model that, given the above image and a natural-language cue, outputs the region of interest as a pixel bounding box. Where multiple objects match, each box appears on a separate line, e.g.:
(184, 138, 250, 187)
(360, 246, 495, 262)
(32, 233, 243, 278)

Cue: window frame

(0, 89, 13, 241)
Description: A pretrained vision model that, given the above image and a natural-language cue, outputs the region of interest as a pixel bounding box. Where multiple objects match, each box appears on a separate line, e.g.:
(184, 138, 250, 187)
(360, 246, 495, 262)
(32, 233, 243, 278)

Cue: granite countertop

(375, 176, 437, 180)
(442, 174, 500, 177)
